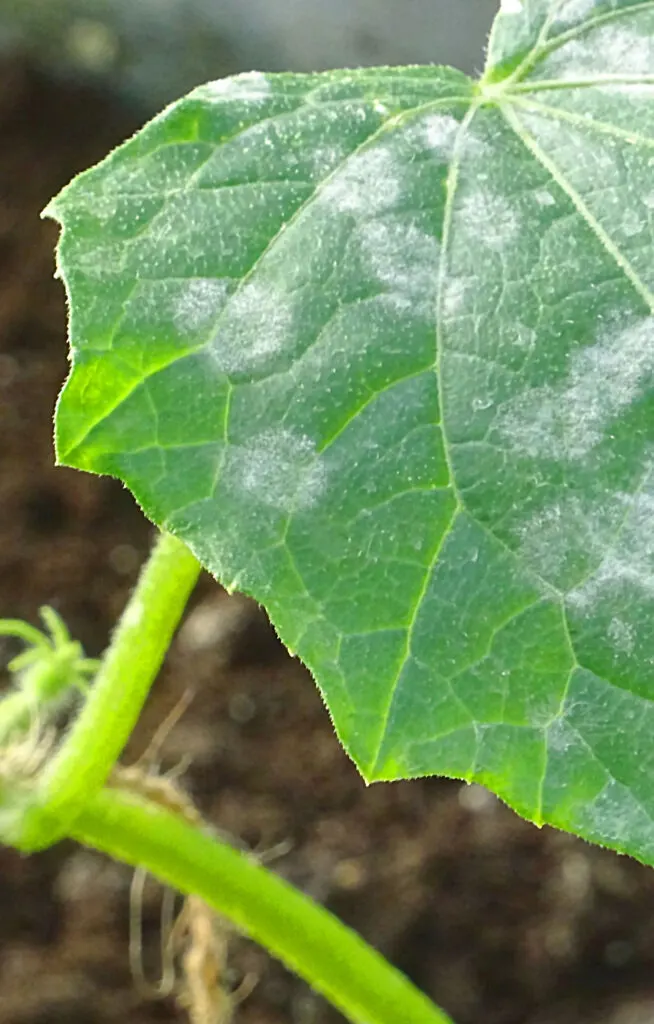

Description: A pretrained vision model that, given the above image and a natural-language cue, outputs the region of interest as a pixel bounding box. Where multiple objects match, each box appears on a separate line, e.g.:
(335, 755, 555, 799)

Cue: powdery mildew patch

(546, 717, 577, 758)
(515, 492, 625, 585)
(206, 279, 296, 374)
(172, 279, 231, 334)
(408, 113, 487, 164)
(545, 28, 654, 79)
(534, 188, 556, 207)
(607, 616, 636, 656)
(457, 188, 520, 253)
(518, 109, 621, 181)
(191, 72, 272, 103)
(621, 209, 645, 238)
(310, 143, 349, 182)
(512, 323, 537, 350)
(576, 780, 654, 851)
(235, 429, 327, 513)
(357, 219, 440, 313)
(419, 113, 461, 160)
(319, 145, 402, 217)
(496, 315, 654, 462)
(441, 276, 470, 318)
(551, 0, 597, 28)
(567, 484, 654, 610)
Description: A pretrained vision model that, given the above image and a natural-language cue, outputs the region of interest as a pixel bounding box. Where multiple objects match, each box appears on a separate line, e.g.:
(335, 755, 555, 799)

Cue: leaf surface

(48, 0, 654, 862)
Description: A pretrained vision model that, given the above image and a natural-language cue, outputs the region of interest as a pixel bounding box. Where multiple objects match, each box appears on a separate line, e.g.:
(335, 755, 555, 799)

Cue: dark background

(0, 0, 498, 107)
(2, 5, 654, 1024)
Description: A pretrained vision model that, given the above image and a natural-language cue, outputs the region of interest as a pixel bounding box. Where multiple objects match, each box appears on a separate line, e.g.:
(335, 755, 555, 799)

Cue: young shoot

(0, 606, 100, 745)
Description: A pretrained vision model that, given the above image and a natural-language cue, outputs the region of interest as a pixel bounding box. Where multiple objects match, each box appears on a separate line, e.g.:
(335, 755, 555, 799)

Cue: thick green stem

(73, 785, 453, 1024)
(0, 531, 454, 1024)
(15, 532, 202, 849)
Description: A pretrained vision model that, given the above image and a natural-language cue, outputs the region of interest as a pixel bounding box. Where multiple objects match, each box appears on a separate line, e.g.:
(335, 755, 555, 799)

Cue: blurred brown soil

(2, 58, 654, 1024)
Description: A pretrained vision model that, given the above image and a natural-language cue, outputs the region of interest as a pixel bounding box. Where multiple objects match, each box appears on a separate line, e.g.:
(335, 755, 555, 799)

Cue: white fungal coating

(233, 429, 327, 513)
(206, 280, 295, 374)
(458, 188, 520, 253)
(319, 145, 402, 217)
(191, 71, 272, 103)
(497, 315, 654, 462)
(173, 279, 231, 334)
(357, 219, 440, 312)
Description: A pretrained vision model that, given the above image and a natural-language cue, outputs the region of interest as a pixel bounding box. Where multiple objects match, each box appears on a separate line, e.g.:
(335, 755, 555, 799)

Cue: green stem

(1, 533, 453, 1024)
(0, 690, 35, 745)
(16, 532, 202, 849)
(73, 784, 453, 1024)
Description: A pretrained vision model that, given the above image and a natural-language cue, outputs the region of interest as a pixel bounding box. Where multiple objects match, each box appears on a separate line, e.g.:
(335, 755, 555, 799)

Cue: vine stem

(1, 530, 454, 1024)
(72, 784, 453, 1024)
(14, 531, 202, 849)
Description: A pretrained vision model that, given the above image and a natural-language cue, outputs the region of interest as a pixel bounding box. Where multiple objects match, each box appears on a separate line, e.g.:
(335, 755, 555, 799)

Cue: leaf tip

(41, 199, 61, 225)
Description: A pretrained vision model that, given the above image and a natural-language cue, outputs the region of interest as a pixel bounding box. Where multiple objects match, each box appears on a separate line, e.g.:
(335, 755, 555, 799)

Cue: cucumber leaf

(47, 0, 654, 863)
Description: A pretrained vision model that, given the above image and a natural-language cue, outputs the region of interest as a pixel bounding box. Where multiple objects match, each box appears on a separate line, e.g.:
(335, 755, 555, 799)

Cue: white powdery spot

(191, 71, 271, 102)
(404, 112, 486, 163)
(441, 276, 469, 318)
(500, 0, 523, 12)
(601, 83, 654, 97)
(578, 781, 654, 850)
(237, 429, 327, 512)
(420, 113, 460, 160)
(622, 209, 645, 238)
(603, 30, 654, 76)
(206, 280, 295, 374)
(358, 219, 440, 312)
(515, 493, 622, 583)
(513, 323, 537, 350)
(520, 110, 619, 178)
(552, 0, 596, 27)
(534, 188, 556, 207)
(172, 279, 231, 333)
(607, 617, 636, 655)
(320, 145, 401, 217)
(310, 143, 348, 180)
(458, 188, 519, 252)
(497, 315, 654, 461)
(548, 29, 654, 79)
(472, 397, 493, 411)
(546, 717, 576, 756)
(568, 485, 654, 610)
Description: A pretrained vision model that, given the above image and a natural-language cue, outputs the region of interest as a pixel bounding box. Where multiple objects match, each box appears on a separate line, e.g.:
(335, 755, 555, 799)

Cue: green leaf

(47, 0, 654, 863)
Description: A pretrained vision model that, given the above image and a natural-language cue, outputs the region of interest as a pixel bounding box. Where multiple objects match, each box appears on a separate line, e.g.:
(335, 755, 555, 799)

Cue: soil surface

(2, 60, 654, 1024)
